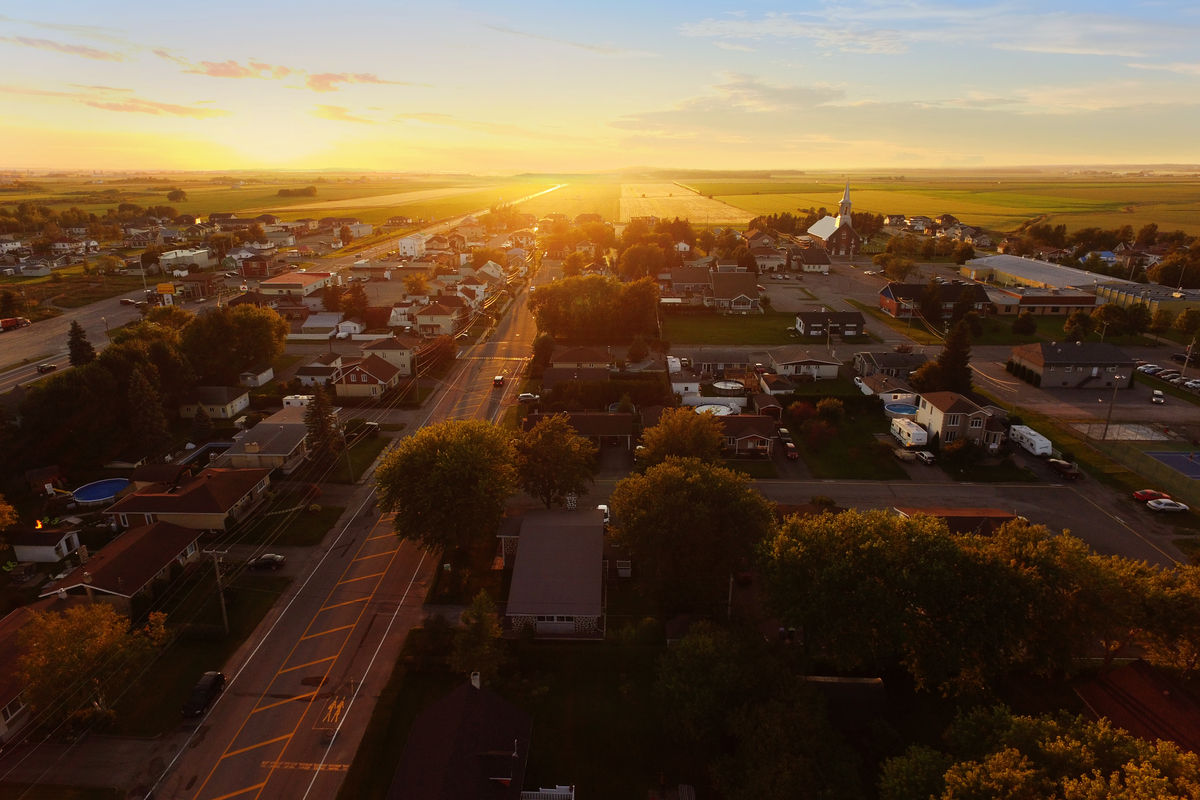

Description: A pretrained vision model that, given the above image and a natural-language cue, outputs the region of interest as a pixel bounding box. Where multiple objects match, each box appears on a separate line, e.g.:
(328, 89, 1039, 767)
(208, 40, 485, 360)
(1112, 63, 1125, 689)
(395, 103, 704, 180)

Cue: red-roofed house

(718, 414, 777, 456)
(334, 354, 402, 399)
(360, 336, 421, 376)
(915, 392, 1002, 448)
(38, 522, 203, 614)
(105, 467, 271, 531)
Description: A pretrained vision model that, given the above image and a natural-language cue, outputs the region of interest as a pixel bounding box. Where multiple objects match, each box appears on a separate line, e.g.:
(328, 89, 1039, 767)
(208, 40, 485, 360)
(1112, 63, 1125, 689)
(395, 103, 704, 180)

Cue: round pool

(72, 478, 131, 506)
(694, 404, 735, 416)
(711, 379, 745, 396)
(884, 403, 919, 418)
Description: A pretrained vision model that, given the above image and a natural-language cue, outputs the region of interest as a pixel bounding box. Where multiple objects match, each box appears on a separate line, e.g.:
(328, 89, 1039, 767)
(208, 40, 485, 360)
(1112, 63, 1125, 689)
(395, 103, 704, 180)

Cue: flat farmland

(690, 176, 1200, 234)
(619, 182, 755, 225)
(515, 181, 620, 221)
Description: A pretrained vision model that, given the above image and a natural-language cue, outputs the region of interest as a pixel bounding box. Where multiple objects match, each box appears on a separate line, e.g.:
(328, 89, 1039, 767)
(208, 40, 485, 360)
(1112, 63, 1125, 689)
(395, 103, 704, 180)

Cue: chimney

(470, 671, 481, 690)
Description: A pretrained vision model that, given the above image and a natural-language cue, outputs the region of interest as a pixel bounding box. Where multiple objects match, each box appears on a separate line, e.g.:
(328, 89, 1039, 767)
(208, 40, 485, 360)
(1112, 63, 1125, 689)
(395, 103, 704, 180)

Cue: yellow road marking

(300, 624, 354, 642)
(259, 761, 350, 772)
(221, 734, 290, 760)
(320, 596, 369, 611)
(207, 782, 268, 800)
(252, 691, 317, 714)
(277, 655, 335, 675)
(336, 571, 386, 585)
(353, 548, 398, 563)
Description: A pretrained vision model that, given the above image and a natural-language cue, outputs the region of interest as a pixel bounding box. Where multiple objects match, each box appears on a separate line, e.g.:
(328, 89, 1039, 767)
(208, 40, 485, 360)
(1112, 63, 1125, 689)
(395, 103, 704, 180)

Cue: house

(105, 467, 272, 531)
(397, 233, 426, 258)
(258, 271, 334, 307)
(984, 286, 1098, 316)
(178, 272, 222, 300)
(693, 349, 752, 376)
(360, 336, 419, 376)
(878, 281, 991, 318)
(1010, 342, 1136, 389)
(767, 346, 840, 380)
(384, 677, 533, 800)
(239, 365, 275, 388)
(805, 183, 861, 257)
(915, 392, 1000, 447)
(707, 272, 761, 314)
(334, 354, 402, 399)
(159, 248, 215, 271)
(6, 524, 80, 564)
(1095, 282, 1200, 318)
(859, 373, 916, 400)
(718, 414, 777, 456)
(506, 509, 604, 637)
(1075, 660, 1200, 755)
(413, 302, 459, 336)
(179, 386, 250, 420)
(301, 312, 343, 335)
(853, 351, 929, 378)
(668, 265, 713, 300)
(548, 346, 611, 369)
(961, 253, 1130, 292)
(884, 214, 907, 227)
(751, 393, 783, 419)
(794, 243, 832, 274)
(794, 310, 865, 338)
(296, 352, 346, 387)
(38, 522, 203, 615)
(522, 412, 635, 450)
(758, 372, 799, 396)
(744, 230, 774, 248)
(216, 423, 309, 474)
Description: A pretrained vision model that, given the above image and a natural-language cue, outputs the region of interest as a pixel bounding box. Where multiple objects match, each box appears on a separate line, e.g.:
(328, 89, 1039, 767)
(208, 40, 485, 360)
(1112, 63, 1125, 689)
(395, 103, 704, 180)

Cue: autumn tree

(617, 242, 667, 281)
(610, 458, 775, 612)
(1091, 302, 1129, 339)
(67, 320, 96, 366)
(515, 413, 598, 508)
(339, 225, 353, 246)
(190, 406, 213, 443)
(531, 332, 555, 371)
(167, 189, 188, 202)
(637, 407, 724, 468)
(450, 591, 506, 683)
(873, 252, 917, 282)
(0, 494, 15, 531)
(17, 604, 167, 731)
(180, 304, 288, 384)
(562, 251, 588, 277)
(375, 419, 517, 554)
(402, 271, 429, 295)
(1011, 310, 1037, 335)
(1062, 310, 1094, 342)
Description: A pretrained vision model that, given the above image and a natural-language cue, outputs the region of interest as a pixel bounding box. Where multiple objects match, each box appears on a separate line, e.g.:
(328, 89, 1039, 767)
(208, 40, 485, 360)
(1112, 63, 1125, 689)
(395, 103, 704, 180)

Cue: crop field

(687, 175, 1200, 235)
(515, 181, 621, 221)
(619, 182, 755, 225)
(257, 184, 498, 213)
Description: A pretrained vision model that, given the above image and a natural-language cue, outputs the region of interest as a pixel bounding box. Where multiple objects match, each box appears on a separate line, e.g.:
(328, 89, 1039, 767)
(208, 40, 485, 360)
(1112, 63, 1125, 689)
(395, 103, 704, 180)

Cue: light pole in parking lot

(1101, 375, 1127, 441)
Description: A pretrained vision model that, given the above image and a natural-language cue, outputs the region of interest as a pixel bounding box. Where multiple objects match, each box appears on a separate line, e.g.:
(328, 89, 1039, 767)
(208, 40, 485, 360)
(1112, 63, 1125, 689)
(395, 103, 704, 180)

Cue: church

(805, 182, 862, 257)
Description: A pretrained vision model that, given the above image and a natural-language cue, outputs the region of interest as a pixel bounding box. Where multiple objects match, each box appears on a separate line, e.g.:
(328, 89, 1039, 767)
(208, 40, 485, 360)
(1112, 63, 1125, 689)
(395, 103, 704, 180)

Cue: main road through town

(147, 283, 540, 799)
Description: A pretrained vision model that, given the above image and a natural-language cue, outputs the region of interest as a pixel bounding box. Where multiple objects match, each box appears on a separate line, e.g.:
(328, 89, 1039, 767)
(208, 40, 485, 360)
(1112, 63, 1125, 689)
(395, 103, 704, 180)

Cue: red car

(1133, 489, 1171, 502)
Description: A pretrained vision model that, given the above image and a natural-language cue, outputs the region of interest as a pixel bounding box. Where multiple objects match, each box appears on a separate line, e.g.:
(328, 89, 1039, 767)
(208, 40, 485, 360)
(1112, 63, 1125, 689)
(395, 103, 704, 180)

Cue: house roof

(1012, 341, 1136, 367)
(386, 681, 531, 800)
(549, 346, 611, 365)
(965, 254, 1135, 290)
(920, 391, 986, 415)
(507, 510, 604, 617)
(752, 393, 782, 410)
(5, 525, 77, 548)
(806, 216, 841, 240)
(39, 522, 202, 599)
(893, 506, 1018, 535)
(861, 373, 914, 394)
(416, 302, 453, 318)
(260, 271, 328, 288)
(709, 272, 759, 301)
(1075, 660, 1200, 754)
(718, 414, 778, 440)
(540, 366, 610, 392)
(796, 245, 832, 265)
(105, 467, 269, 516)
(522, 412, 634, 438)
(224, 423, 308, 458)
(795, 310, 865, 325)
(670, 265, 711, 285)
(881, 282, 991, 304)
(361, 335, 420, 353)
(768, 345, 840, 366)
(183, 386, 248, 406)
(342, 354, 401, 383)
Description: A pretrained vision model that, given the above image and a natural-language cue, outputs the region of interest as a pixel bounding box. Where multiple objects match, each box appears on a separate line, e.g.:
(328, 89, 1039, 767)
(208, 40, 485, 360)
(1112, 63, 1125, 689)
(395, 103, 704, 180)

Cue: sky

(2, 0, 1200, 172)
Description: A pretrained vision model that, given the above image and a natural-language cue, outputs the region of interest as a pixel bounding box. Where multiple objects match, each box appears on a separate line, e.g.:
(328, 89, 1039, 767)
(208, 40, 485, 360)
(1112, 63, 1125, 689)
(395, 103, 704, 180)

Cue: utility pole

(1182, 335, 1197, 380)
(204, 549, 230, 635)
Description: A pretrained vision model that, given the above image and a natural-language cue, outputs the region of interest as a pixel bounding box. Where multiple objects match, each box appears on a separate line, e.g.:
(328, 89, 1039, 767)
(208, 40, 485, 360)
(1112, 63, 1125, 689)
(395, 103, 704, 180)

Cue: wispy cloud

(0, 83, 225, 117)
(306, 72, 408, 92)
(484, 24, 658, 58)
(1127, 60, 1200, 75)
(155, 50, 412, 91)
(0, 13, 127, 44)
(70, 84, 134, 93)
(0, 36, 124, 61)
(312, 105, 375, 124)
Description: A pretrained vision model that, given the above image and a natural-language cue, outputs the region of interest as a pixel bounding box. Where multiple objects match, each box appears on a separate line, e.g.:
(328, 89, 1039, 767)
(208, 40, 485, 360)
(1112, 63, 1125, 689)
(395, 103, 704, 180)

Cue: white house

(159, 248, 216, 270)
(397, 233, 426, 258)
(7, 526, 80, 564)
(767, 346, 841, 380)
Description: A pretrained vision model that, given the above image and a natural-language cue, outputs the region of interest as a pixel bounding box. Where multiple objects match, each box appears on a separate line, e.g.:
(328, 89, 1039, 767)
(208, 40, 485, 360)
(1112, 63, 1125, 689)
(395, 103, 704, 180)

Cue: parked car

(1152, 390, 1166, 404)
(1157, 371, 1180, 379)
(517, 392, 540, 404)
(247, 553, 286, 570)
(1147, 498, 1190, 513)
(1170, 376, 1188, 385)
(1047, 458, 1081, 479)
(915, 450, 936, 465)
(182, 671, 225, 717)
(1140, 365, 1163, 374)
(596, 504, 610, 525)
(36, 363, 57, 373)
(893, 448, 917, 463)
(1171, 352, 1198, 365)
(777, 427, 794, 444)
(1133, 489, 1171, 502)
(1186, 381, 1200, 390)
(784, 442, 799, 461)
(120, 297, 136, 305)
(492, 375, 505, 387)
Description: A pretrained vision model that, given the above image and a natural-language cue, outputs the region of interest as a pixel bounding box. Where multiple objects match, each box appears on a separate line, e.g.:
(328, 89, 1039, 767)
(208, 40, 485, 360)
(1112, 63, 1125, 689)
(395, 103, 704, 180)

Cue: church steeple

(838, 180, 852, 221)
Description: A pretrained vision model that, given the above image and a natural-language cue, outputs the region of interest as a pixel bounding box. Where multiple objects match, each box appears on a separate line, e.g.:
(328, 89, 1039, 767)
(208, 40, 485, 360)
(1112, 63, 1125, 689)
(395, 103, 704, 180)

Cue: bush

(801, 419, 837, 451)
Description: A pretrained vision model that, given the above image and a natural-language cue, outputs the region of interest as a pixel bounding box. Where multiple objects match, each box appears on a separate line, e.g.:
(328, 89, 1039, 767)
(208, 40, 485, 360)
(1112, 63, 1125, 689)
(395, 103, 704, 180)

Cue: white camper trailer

(890, 417, 929, 448)
(1009, 425, 1051, 457)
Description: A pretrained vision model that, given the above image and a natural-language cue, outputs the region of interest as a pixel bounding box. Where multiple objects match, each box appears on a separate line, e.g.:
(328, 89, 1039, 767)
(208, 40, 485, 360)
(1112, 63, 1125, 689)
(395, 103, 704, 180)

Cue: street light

(1100, 374, 1127, 441)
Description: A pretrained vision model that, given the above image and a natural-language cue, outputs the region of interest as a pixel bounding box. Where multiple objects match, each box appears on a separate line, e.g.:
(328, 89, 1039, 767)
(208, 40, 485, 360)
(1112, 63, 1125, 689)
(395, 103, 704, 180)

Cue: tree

(181, 304, 288, 384)
(610, 458, 775, 612)
(402, 272, 429, 295)
(515, 413, 598, 508)
(627, 334, 649, 363)
(339, 225, 353, 246)
(17, 604, 167, 731)
(531, 332, 555, 370)
(0, 289, 15, 316)
(67, 320, 96, 366)
(95, 254, 124, 274)
(874, 252, 917, 282)
(637, 407, 724, 467)
(1063, 310, 1094, 342)
(910, 320, 973, 395)
(321, 285, 343, 312)
(616, 243, 666, 281)
(167, 189, 188, 202)
(1011, 311, 1037, 335)
(450, 591, 506, 683)
(1125, 303, 1152, 336)
(375, 419, 517, 553)
(919, 279, 944, 326)
(1174, 308, 1200, 338)
(952, 241, 975, 265)
(1091, 302, 1128, 339)
(190, 406, 213, 443)
(127, 367, 171, 456)
(342, 283, 369, 322)
(0, 494, 15, 531)
(1150, 308, 1175, 335)
(303, 386, 342, 462)
(470, 248, 507, 269)
(562, 251, 588, 277)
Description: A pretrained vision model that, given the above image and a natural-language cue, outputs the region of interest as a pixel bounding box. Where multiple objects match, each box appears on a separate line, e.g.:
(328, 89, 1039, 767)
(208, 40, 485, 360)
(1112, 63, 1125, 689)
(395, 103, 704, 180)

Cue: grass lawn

(948, 456, 1038, 482)
(326, 435, 391, 483)
(846, 300, 942, 345)
(1174, 536, 1200, 564)
(791, 413, 910, 480)
(662, 311, 799, 345)
(426, 533, 509, 605)
(0, 786, 120, 800)
(238, 501, 346, 547)
(723, 458, 779, 478)
(110, 573, 291, 736)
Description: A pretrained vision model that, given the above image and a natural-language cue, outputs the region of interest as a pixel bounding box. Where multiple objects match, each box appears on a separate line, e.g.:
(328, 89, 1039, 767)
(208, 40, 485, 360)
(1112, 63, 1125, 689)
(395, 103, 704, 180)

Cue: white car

(1147, 498, 1190, 513)
(1137, 364, 1161, 373)
(597, 504, 610, 525)
(1152, 390, 1165, 404)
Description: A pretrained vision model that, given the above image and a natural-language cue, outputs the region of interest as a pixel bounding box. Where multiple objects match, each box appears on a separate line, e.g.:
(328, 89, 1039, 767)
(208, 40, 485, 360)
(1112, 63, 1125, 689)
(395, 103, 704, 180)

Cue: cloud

(0, 13, 127, 44)
(0, 36, 124, 61)
(305, 72, 410, 92)
(157, 50, 412, 91)
(679, 6, 1200, 58)
(0, 83, 226, 117)
(70, 84, 134, 93)
(312, 105, 375, 124)
(484, 24, 659, 58)
(714, 41, 756, 52)
(153, 48, 189, 65)
(1128, 60, 1200, 75)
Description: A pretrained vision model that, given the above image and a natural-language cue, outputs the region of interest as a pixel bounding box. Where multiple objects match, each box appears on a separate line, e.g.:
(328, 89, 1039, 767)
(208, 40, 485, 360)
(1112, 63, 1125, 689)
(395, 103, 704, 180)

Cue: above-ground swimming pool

(72, 478, 131, 506)
(884, 403, 919, 418)
(694, 404, 736, 416)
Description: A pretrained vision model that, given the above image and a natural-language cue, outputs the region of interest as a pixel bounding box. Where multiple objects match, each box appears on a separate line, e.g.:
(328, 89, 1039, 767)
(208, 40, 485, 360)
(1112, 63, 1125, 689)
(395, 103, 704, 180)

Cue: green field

(663, 311, 799, 345)
(514, 180, 621, 221)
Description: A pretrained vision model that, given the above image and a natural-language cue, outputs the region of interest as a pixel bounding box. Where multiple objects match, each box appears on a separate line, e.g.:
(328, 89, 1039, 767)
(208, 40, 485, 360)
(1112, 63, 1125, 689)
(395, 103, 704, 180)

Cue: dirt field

(619, 182, 755, 225)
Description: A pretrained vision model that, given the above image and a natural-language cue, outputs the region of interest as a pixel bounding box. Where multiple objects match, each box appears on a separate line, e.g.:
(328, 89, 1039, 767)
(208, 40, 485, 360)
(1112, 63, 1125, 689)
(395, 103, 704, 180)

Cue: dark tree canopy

(67, 320, 96, 366)
(528, 274, 659, 343)
(637, 407, 724, 467)
(910, 320, 973, 395)
(515, 413, 598, 508)
(180, 304, 287, 384)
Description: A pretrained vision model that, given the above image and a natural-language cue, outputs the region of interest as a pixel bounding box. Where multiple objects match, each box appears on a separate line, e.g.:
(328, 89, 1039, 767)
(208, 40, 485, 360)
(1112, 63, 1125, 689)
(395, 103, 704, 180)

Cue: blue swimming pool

(884, 403, 919, 418)
(73, 478, 130, 506)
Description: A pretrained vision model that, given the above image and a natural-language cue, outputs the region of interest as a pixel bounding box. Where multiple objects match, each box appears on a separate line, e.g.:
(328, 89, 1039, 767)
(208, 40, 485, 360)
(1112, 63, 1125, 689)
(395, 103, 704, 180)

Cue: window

(946, 414, 961, 427)
(1106, 366, 1117, 373)
(945, 430, 958, 442)
(969, 418, 983, 428)
(1064, 366, 1073, 373)
(2, 695, 26, 723)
